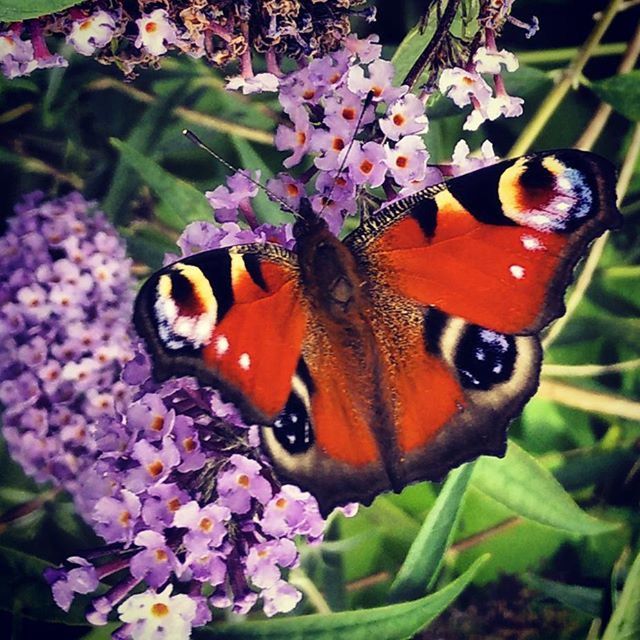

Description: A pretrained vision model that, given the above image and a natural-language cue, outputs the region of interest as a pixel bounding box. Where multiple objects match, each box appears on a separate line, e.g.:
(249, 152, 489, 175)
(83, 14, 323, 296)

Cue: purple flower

(262, 580, 303, 617)
(380, 94, 429, 141)
(130, 531, 179, 588)
(0, 192, 134, 515)
(275, 108, 313, 169)
(0, 29, 35, 78)
(347, 59, 406, 103)
(216, 454, 273, 514)
(45, 557, 99, 612)
(384, 135, 430, 186)
(347, 141, 387, 187)
(205, 170, 260, 223)
(173, 501, 231, 549)
(93, 491, 142, 546)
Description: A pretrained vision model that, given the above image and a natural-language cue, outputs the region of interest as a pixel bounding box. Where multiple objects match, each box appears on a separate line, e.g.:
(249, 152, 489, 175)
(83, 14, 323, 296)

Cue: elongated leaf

(231, 136, 290, 225)
(102, 86, 187, 225)
(110, 138, 213, 231)
(523, 574, 603, 617)
(590, 71, 640, 122)
(0, 0, 81, 20)
(388, 463, 474, 602)
(391, 18, 437, 86)
(473, 442, 617, 535)
(602, 549, 640, 640)
(197, 555, 489, 640)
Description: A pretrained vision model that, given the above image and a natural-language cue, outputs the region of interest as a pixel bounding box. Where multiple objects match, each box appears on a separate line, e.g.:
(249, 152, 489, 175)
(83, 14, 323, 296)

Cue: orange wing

(348, 150, 620, 335)
(134, 245, 306, 422)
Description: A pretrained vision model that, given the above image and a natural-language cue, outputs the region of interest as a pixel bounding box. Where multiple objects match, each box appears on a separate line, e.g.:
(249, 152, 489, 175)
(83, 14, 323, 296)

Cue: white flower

(67, 11, 116, 56)
(118, 585, 197, 640)
(226, 72, 280, 94)
(134, 9, 178, 56)
(473, 46, 519, 75)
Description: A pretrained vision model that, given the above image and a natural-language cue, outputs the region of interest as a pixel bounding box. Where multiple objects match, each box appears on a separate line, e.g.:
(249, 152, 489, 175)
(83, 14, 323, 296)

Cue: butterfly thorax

(295, 219, 367, 324)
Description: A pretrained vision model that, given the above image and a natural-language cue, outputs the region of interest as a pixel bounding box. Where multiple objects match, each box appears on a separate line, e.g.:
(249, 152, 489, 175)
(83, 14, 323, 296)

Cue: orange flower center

(167, 497, 181, 512)
(155, 549, 168, 562)
(392, 114, 405, 126)
(275, 497, 287, 509)
(302, 89, 315, 100)
(147, 460, 164, 478)
(237, 474, 250, 488)
(372, 86, 383, 97)
(332, 138, 345, 151)
(118, 510, 131, 526)
(360, 159, 374, 174)
(199, 517, 213, 532)
(145, 22, 158, 34)
(150, 415, 164, 431)
(151, 603, 169, 617)
(395, 156, 408, 168)
(296, 131, 307, 145)
(286, 184, 300, 197)
(342, 107, 356, 121)
(183, 437, 196, 452)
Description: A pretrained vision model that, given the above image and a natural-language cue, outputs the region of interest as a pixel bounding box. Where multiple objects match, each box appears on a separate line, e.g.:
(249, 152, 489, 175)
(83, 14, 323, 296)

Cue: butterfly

(134, 150, 620, 516)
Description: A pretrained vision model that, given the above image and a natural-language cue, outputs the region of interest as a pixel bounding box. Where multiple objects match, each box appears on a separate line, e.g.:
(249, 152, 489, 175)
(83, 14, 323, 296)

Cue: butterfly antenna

(182, 129, 301, 219)
(319, 91, 375, 218)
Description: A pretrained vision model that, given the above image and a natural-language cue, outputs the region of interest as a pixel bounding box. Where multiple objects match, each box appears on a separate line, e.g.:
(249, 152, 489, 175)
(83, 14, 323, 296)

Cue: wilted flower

(0, 0, 373, 79)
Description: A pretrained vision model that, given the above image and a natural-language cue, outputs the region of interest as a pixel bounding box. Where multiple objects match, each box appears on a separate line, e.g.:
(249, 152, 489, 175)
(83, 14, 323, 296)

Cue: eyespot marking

(455, 326, 516, 390)
(154, 263, 217, 351)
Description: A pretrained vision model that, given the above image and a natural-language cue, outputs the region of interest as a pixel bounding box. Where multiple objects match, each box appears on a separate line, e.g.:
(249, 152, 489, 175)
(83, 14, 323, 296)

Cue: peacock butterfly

(134, 149, 620, 516)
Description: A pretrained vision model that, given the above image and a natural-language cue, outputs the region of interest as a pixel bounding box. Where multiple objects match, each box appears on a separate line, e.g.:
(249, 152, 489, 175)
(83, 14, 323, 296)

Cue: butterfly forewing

(134, 244, 306, 423)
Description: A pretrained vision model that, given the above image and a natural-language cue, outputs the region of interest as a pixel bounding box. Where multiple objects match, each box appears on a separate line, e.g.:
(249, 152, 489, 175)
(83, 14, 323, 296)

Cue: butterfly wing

(134, 244, 307, 423)
(348, 150, 620, 334)
(341, 149, 620, 491)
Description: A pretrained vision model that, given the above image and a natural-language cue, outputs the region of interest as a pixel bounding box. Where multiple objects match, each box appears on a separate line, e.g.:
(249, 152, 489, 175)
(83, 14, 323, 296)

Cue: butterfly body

(134, 150, 620, 515)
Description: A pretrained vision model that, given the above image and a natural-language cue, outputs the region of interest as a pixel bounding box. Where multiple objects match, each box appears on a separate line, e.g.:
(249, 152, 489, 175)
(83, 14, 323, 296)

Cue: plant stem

(86, 78, 274, 146)
(536, 380, 640, 421)
(576, 23, 640, 150)
(289, 568, 332, 614)
(449, 517, 521, 554)
(509, 0, 624, 157)
(516, 42, 627, 65)
(402, 0, 462, 90)
(542, 358, 640, 378)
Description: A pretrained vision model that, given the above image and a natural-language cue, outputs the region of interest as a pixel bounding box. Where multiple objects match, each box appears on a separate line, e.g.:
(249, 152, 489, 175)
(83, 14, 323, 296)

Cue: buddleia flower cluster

(0, 193, 330, 637)
(0, 191, 135, 512)
(202, 33, 501, 243)
(0, 0, 373, 79)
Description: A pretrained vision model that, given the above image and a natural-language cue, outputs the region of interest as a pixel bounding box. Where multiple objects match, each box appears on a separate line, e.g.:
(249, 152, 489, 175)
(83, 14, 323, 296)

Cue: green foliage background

(0, 1, 639, 639)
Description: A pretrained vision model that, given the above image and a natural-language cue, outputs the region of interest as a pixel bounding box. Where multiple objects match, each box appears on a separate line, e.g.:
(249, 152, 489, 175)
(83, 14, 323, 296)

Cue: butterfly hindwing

(134, 244, 307, 423)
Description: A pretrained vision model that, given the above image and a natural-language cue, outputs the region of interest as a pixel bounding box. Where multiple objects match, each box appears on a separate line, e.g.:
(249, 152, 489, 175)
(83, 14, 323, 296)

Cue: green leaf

(523, 574, 603, 617)
(472, 442, 618, 535)
(388, 463, 474, 602)
(391, 19, 437, 86)
(0, 0, 81, 20)
(602, 549, 640, 640)
(230, 136, 290, 225)
(590, 71, 640, 122)
(110, 138, 212, 231)
(102, 85, 188, 225)
(196, 555, 489, 640)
